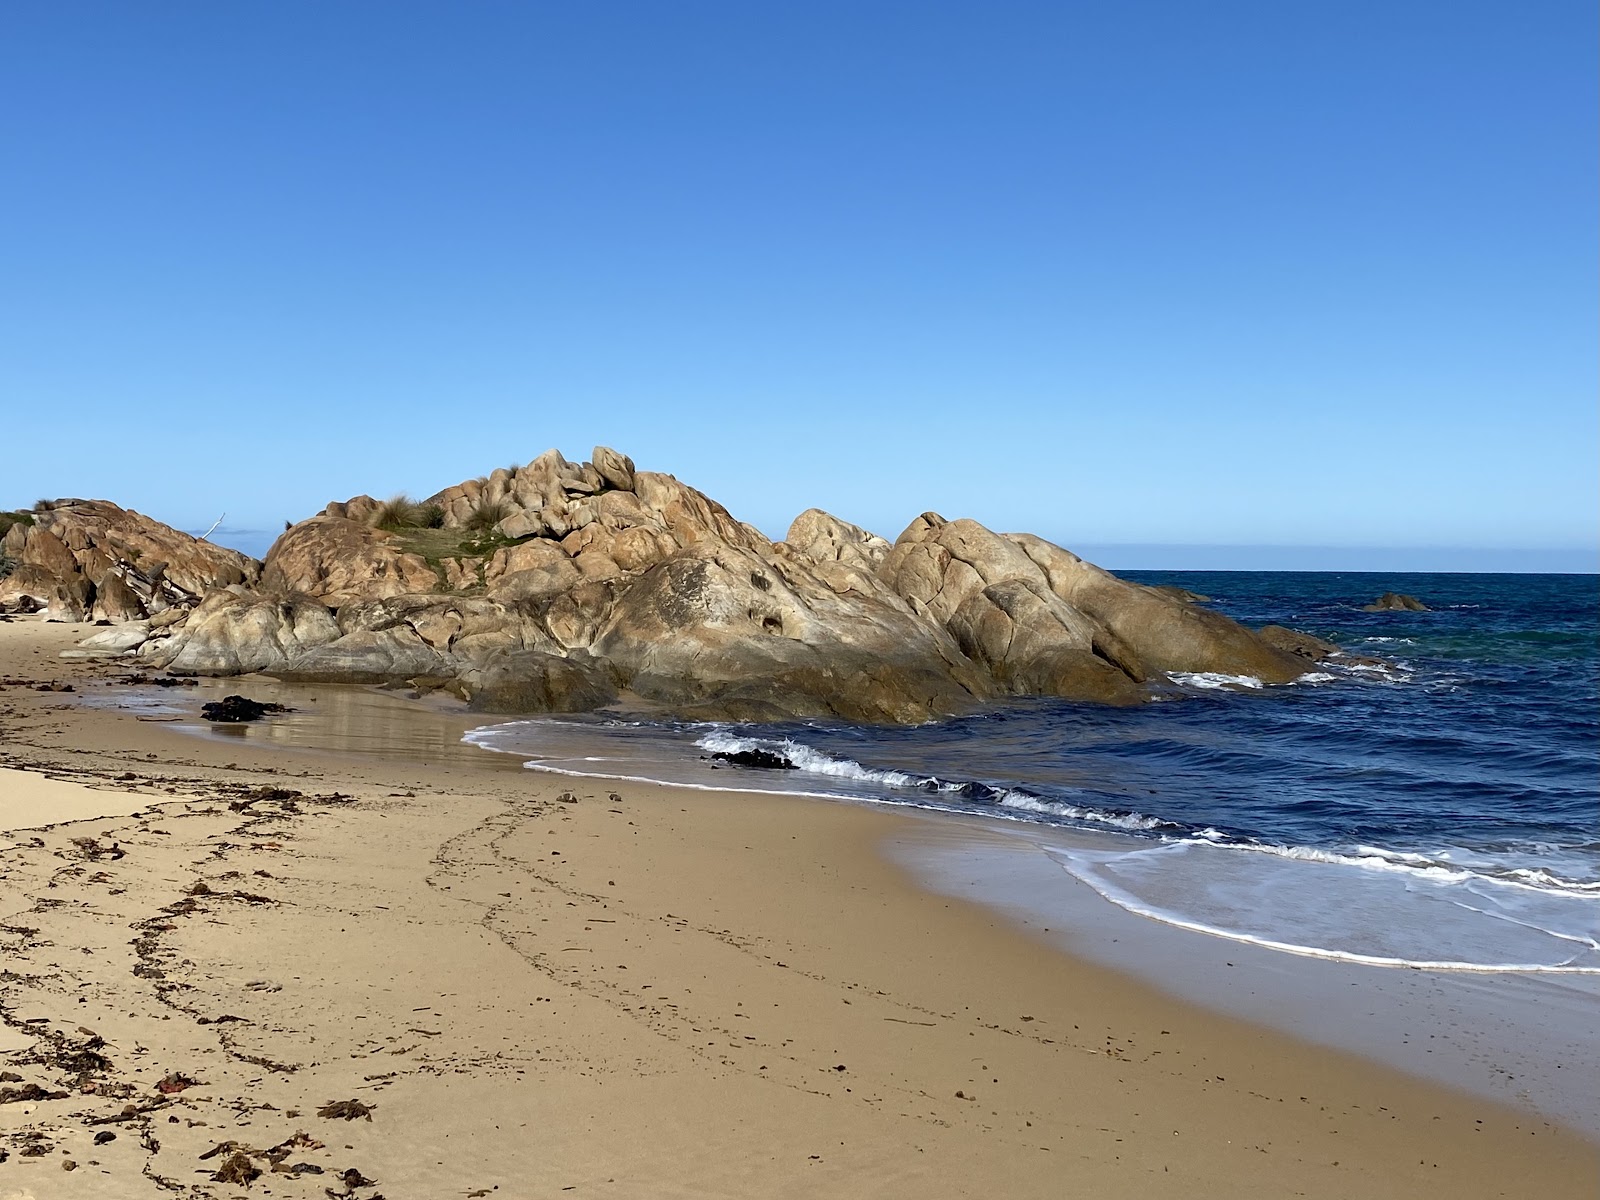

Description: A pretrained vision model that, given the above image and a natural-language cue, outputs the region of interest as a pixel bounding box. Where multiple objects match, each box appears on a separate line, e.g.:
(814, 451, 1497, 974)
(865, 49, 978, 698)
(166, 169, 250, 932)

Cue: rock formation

(55, 447, 1337, 723)
(0, 500, 259, 622)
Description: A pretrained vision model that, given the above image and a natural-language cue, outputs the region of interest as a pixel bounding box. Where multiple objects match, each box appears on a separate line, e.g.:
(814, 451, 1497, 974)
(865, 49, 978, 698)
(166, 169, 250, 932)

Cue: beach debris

(200, 694, 291, 723)
(94, 1130, 116, 1144)
(709, 748, 797, 770)
(212, 1150, 263, 1185)
(156, 1071, 199, 1094)
(113, 672, 198, 687)
(317, 1098, 375, 1121)
(0, 1082, 68, 1103)
(228, 785, 303, 810)
(67, 836, 125, 861)
(340, 1167, 377, 1187)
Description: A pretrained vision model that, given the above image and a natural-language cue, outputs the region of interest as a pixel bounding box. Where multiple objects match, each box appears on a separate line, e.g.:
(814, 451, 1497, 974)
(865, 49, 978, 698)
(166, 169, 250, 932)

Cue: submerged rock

(1364, 592, 1429, 612)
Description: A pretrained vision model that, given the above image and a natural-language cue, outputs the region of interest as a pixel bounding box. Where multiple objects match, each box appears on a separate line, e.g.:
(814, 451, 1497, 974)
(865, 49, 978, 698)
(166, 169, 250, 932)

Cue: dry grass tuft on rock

(465, 496, 512, 532)
(369, 494, 420, 531)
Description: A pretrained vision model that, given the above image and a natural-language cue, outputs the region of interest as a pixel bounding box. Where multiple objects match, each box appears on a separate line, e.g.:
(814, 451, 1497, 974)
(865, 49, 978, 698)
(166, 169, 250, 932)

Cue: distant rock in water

(62, 444, 1337, 724)
(1364, 593, 1430, 612)
(710, 748, 798, 770)
(200, 695, 290, 723)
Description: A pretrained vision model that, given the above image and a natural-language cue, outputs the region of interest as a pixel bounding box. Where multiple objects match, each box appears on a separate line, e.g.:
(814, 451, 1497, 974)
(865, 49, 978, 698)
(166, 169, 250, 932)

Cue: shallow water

(465, 572, 1600, 974)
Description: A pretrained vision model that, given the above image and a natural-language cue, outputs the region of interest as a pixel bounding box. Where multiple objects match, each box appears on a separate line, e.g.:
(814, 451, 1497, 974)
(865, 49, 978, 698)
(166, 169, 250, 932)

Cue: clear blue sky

(3, 2, 1595, 570)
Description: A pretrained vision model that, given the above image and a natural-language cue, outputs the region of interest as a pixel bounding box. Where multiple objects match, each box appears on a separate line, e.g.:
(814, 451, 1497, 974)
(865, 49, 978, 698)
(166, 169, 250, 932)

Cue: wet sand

(0, 618, 1595, 1196)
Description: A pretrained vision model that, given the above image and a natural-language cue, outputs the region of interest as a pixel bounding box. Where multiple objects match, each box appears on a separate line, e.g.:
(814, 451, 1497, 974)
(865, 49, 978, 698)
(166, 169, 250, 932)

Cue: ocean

(464, 571, 1599, 975)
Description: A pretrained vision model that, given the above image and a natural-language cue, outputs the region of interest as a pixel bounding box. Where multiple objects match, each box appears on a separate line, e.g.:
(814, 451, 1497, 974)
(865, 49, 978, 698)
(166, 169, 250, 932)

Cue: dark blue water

(467, 572, 1599, 971)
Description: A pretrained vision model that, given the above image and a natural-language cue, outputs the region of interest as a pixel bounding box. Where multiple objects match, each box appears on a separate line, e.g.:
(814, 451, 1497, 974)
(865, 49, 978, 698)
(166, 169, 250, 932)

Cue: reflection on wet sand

(172, 678, 528, 770)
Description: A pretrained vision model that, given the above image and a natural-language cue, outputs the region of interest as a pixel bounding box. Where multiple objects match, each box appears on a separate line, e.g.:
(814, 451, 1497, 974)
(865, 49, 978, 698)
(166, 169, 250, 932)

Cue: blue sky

(3, 2, 1595, 569)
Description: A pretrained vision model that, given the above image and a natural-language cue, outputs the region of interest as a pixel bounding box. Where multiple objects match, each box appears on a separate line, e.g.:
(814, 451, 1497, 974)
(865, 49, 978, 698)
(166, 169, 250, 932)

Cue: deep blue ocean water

(466, 572, 1599, 972)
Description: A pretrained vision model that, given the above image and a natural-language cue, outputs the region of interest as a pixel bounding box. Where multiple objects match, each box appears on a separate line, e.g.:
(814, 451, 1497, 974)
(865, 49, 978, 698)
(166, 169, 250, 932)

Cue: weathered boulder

(945, 577, 1145, 704)
(998, 531, 1312, 684)
(464, 649, 618, 713)
(781, 509, 892, 574)
(260, 516, 440, 606)
(0, 563, 76, 617)
(591, 445, 636, 492)
(589, 542, 988, 723)
(270, 628, 456, 685)
(91, 572, 147, 624)
(1364, 592, 1429, 612)
(155, 593, 342, 675)
(73, 621, 153, 655)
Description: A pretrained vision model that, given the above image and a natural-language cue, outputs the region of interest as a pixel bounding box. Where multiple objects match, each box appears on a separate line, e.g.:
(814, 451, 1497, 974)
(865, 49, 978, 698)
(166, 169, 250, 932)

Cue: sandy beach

(0, 617, 1595, 1197)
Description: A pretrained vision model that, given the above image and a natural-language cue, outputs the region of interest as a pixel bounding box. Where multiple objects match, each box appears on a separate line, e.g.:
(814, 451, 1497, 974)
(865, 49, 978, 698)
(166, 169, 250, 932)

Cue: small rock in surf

(710, 749, 797, 770)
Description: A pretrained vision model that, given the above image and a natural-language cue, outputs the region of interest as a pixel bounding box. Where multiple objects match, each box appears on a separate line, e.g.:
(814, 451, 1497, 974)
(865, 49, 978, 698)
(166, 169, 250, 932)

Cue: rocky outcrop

(878, 515, 1309, 695)
(1364, 592, 1429, 612)
(74, 446, 1341, 722)
(0, 500, 258, 621)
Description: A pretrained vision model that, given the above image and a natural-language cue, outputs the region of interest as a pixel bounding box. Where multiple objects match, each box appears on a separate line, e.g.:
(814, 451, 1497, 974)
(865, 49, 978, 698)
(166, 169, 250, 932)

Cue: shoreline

(1, 620, 1596, 1195)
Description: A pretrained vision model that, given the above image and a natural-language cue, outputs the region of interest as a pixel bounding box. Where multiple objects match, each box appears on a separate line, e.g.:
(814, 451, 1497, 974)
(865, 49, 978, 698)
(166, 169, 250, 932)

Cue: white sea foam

(994, 791, 1168, 832)
(464, 719, 1599, 972)
(693, 731, 1178, 834)
(1166, 672, 1265, 690)
(1047, 839, 1600, 973)
(696, 731, 925, 788)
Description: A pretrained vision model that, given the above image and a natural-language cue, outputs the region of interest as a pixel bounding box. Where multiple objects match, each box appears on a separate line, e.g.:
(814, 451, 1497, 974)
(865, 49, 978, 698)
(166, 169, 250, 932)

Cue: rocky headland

(7, 449, 1351, 723)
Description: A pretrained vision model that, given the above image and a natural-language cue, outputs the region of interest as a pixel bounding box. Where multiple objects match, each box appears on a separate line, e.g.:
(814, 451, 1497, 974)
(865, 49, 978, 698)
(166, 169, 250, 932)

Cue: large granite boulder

(589, 541, 989, 723)
(154, 593, 341, 675)
(465, 648, 619, 713)
(261, 516, 440, 606)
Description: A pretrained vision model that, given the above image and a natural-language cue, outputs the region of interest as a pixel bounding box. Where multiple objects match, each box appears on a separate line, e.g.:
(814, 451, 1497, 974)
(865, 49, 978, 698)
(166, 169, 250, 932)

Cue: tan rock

(782, 509, 892, 573)
(90, 572, 147, 623)
(157, 593, 341, 675)
(1004, 533, 1310, 683)
(261, 516, 440, 607)
(589, 543, 987, 723)
(591, 446, 636, 491)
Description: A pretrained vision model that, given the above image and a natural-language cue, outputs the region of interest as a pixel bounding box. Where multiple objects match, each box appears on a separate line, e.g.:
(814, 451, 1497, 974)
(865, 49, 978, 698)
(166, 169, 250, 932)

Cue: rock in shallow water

(710, 749, 798, 770)
(200, 695, 291, 723)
